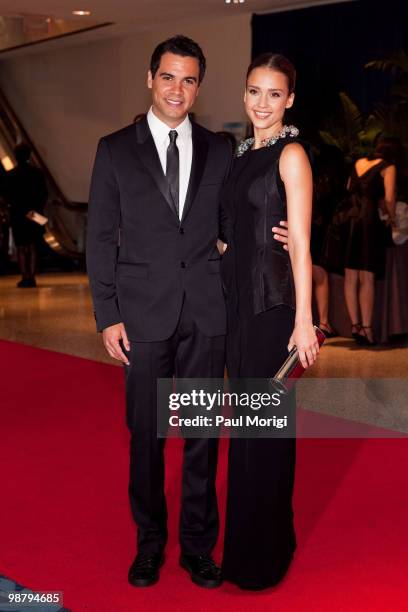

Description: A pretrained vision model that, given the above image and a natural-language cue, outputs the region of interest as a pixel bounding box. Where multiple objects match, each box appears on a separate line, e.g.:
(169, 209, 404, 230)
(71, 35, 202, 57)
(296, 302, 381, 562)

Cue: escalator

(0, 85, 87, 262)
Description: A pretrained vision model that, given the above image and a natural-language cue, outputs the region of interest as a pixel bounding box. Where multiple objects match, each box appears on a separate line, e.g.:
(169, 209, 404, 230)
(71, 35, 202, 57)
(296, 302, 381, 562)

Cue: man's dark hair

(150, 35, 206, 84)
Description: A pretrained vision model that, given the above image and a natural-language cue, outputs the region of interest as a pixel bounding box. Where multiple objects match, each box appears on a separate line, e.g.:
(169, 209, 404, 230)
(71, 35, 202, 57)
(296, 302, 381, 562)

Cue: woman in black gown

(221, 53, 319, 590)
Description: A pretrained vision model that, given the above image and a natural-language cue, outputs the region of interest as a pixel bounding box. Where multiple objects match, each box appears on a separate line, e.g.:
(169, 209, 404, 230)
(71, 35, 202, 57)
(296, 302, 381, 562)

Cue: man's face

(147, 52, 200, 127)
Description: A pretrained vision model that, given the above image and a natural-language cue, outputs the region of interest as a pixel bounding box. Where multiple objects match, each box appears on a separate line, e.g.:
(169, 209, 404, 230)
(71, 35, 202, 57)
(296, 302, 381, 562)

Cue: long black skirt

(222, 305, 297, 590)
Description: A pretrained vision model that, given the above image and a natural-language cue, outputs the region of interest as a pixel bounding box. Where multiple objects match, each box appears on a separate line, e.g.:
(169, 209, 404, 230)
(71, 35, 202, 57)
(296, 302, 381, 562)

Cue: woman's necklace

(236, 124, 299, 158)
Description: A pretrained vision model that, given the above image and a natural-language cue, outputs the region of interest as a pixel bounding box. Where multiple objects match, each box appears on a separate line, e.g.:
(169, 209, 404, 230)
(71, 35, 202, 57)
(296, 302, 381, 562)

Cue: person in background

(311, 144, 347, 337)
(0, 163, 10, 274)
(343, 137, 399, 345)
(3, 143, 48, 288)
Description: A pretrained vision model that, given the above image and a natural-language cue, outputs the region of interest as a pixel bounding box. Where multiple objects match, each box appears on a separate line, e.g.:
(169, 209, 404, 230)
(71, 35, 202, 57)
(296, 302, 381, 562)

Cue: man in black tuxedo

(87, 35, 289, 589)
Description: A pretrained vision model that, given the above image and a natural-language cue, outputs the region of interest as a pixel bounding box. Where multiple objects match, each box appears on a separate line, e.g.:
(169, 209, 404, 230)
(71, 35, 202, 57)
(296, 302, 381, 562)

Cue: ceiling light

(72, 10, 91, 16)
(225, 0, 245, 4)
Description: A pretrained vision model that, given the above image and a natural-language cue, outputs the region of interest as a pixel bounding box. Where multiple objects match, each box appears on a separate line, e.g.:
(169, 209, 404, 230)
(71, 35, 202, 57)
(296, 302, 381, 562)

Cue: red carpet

(1, 339, 407, 611)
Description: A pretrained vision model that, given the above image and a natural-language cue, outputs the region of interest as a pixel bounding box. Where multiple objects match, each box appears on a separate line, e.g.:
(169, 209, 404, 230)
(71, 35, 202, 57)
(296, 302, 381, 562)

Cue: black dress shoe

(128, 552, 164, 587)
(17, 278, 36, 288)
(180, 554, 223, 588)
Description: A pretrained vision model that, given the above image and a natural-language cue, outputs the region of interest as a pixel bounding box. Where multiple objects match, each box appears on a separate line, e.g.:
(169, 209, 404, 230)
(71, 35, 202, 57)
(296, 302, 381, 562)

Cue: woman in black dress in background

(221, 54, 319, 590)
(344, 138, 398, 345)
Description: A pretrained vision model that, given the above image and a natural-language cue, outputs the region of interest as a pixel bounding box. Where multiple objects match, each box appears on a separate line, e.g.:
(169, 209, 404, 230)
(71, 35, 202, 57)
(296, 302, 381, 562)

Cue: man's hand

(272, 220, 289, 251)
(216, 239, 227, 255)
(102, 322, 130, 365)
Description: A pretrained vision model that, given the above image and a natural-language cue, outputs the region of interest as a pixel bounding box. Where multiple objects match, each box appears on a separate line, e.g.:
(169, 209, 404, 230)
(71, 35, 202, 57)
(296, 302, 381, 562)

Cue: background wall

(0, 13, 251, 201)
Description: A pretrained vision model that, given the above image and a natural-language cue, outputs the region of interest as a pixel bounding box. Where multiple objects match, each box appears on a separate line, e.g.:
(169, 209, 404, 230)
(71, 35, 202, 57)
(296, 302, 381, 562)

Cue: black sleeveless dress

(344, 160, 391, 275)
(221, 135, 307, 589)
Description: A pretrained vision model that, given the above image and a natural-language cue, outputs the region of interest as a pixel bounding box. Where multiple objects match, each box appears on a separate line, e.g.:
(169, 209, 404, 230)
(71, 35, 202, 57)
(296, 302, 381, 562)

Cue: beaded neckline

(236, 125, 299, 158)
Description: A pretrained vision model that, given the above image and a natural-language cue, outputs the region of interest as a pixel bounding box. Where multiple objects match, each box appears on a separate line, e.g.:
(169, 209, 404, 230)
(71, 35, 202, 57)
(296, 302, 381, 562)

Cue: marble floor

(0, 273, 111, 364)
(0, 272, 407, 378)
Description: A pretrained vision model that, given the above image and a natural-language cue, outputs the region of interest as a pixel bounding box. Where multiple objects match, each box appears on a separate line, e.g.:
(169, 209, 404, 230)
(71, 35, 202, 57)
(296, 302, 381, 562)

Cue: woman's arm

(280, 142, 319, 368)
(381, 164, 397, 222)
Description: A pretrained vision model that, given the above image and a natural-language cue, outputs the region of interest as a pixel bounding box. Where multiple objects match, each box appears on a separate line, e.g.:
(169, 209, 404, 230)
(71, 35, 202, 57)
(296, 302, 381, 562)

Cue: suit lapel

(134, 118, 178, 218)
(181, 123, 209, 223)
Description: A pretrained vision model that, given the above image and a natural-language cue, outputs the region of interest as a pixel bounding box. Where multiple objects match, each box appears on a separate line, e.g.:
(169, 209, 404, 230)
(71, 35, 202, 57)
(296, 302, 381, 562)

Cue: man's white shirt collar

(147, 107, 192, 145)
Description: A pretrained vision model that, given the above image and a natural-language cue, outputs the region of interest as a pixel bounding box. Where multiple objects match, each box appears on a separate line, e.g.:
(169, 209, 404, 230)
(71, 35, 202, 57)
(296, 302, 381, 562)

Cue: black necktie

(166, 130, 179, 216)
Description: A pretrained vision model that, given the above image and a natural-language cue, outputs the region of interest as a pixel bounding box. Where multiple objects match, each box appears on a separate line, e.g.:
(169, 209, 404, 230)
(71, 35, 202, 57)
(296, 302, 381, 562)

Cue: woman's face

(244, 67, 294, 132)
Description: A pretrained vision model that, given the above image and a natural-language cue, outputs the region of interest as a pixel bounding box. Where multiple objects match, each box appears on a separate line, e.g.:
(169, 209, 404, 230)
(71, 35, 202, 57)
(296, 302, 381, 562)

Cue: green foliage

(319, 51, 408, 162)
(365, 51, 408, 79)
(365, 50, 408, 155)
(319, 92, 373, 162)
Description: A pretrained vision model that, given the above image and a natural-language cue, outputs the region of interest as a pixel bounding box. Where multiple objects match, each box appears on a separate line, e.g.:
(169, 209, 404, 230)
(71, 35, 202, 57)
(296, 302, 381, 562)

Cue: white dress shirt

(147, 107, 192, 220)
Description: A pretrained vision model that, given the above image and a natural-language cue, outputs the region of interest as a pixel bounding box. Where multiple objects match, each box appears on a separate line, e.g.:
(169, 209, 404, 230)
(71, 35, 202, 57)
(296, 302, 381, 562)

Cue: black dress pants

(124, 297, 225, 556)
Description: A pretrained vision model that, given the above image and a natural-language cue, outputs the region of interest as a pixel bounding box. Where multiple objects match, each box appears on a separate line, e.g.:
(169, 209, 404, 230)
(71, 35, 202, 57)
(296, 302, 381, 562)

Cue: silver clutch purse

(271, 325, 326, 394)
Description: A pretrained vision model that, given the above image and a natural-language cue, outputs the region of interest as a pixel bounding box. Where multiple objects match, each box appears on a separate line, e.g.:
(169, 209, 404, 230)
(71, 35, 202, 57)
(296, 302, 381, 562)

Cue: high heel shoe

(351, 323, 362, 342)
(358, 325, 377, 346)
(319, 321, 338, 339)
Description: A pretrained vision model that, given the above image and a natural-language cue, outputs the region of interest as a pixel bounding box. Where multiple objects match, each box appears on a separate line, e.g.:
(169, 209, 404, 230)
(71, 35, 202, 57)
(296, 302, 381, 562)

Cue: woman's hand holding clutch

(287, 322, 320, 369)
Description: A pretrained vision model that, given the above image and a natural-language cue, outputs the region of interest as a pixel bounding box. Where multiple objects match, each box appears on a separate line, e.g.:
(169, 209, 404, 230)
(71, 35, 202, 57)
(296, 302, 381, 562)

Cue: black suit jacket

(86, 117, 232, 341)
